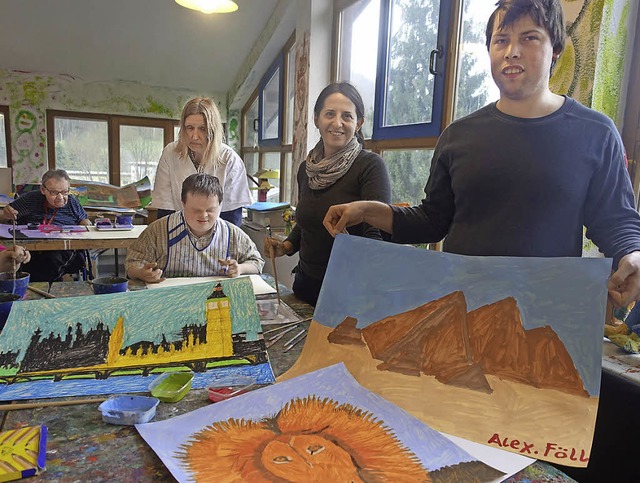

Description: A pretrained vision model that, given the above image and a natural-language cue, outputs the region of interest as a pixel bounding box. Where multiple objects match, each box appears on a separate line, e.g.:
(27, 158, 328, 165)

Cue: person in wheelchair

(2, 169, 91, 283)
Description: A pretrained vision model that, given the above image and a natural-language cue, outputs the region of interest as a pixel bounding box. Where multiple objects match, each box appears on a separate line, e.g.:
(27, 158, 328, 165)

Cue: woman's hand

(1, 246, 30, 272)
(2, 205, 18, 221)
(264, 237, 291, 258)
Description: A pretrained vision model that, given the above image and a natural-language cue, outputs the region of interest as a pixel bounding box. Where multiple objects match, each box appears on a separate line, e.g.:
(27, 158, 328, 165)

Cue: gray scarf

(306, 137, 362, 190)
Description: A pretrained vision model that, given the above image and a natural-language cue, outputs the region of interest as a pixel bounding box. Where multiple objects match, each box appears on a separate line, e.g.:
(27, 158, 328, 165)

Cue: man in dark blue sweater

(323, 0, 640, 308)
(2, 169, 91, 282)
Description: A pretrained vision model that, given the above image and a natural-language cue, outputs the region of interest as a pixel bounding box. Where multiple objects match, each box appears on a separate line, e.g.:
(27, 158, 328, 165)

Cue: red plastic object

(208, 376, 256, 402)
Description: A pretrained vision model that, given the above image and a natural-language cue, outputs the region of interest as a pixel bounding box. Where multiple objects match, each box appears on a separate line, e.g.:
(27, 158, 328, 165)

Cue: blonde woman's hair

(175, 97, 225, 169)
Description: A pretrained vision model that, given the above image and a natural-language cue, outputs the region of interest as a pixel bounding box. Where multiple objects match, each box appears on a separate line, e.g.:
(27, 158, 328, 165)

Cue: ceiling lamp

(175, 0, 238, 14)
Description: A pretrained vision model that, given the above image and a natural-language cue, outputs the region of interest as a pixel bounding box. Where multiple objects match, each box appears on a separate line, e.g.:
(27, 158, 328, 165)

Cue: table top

(0, 277, 571, 482)
(3, 225, 146, 251)
(602, 337, 640, 383)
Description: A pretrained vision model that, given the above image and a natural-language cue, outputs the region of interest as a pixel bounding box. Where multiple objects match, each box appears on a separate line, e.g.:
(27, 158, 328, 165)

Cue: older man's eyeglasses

(43, 186, 71, 197)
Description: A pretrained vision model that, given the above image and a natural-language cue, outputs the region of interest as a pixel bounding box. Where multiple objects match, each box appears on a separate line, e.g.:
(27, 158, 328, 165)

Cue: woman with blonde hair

(152, 97, 252, 226)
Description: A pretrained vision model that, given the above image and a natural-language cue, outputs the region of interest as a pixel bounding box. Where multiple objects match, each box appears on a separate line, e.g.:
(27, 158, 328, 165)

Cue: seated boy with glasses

(2, 169, 90, 282)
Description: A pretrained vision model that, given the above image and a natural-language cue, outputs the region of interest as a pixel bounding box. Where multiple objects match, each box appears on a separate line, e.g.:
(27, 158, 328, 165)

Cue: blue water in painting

(0, 363, 274, 401)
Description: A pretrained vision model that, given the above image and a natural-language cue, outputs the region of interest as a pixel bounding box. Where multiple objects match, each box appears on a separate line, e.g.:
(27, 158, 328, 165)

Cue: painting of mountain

(330, 290, 588, 397)
(281, 235, 612, 467)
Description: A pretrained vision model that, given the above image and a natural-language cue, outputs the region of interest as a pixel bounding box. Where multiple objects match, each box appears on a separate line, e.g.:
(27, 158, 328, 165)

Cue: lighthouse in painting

(206, 283, 233, 357)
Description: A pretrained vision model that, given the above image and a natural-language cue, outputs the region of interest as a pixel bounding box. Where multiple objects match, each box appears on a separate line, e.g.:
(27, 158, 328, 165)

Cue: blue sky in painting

(137, 363, 483, 481)
(314, 236, 612, 396)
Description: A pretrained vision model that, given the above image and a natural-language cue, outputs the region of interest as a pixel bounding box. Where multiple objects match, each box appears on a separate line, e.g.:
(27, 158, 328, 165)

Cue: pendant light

(175, 0, 239, 14)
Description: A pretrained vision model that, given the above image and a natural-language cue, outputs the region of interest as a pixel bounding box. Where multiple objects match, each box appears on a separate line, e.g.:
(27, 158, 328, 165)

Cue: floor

(91, 248, 126, 278)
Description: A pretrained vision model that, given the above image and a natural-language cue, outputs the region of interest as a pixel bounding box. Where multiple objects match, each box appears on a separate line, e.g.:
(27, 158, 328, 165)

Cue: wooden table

(5, 225, 146, 251)
(0, 278, 572, 482)
(3, 225, 146, 277)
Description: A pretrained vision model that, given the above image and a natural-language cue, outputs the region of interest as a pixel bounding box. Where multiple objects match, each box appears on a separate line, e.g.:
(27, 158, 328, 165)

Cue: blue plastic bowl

(0, 271, 30, 299)
(0, 293, 21, 331)
(92, 276, 128, 295)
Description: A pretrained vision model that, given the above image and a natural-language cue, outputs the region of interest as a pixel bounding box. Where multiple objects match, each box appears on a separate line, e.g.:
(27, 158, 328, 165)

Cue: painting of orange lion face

(177, 396, 431, 482)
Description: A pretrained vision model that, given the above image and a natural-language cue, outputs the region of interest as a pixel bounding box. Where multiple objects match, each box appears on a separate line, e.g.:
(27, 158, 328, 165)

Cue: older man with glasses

(2, 169, 90, 282)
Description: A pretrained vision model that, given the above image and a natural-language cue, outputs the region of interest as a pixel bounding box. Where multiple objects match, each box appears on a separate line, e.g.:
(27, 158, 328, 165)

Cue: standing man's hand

(323, 201, 393, 237)
(323, 203, 362, 237)
(608, 251, 640, 307)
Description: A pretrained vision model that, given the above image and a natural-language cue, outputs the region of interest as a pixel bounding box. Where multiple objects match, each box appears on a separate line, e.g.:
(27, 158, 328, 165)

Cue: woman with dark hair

(152, 97, 252, 226)
(265, 82, 391, 306)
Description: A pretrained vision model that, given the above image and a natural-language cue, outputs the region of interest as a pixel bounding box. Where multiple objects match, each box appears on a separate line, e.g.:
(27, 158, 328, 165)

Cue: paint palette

(94, 218, 134, 231)
(208, 375, 257, 402)
(149, 371, 194, 403)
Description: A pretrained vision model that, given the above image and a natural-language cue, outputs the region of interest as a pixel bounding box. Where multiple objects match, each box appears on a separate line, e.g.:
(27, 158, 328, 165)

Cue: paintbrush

(283, 328, 306, 347)
(27, 285, 56, 299)
(262, 317, 312, 335)
(284, 333, 307, 353)
(265, 331, 288, 348)
(265, 225, 281, 305)
(11, 218, 17, 278)
(0, 397, 107, 412)
(268, 324, 299, 341)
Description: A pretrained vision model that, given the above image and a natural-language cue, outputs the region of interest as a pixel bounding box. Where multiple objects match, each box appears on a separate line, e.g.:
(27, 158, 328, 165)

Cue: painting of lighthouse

(0, 277, 274, 400)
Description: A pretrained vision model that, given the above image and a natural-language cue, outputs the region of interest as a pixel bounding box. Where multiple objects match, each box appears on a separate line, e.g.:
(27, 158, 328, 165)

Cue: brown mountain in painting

(328, 292, 588, 397)
(467, 298, 589, 397)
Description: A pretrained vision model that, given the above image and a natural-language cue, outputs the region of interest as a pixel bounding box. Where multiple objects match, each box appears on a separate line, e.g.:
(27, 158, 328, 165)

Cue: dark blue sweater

(10, 190, 88, 226)
(392, 97, 640, 265)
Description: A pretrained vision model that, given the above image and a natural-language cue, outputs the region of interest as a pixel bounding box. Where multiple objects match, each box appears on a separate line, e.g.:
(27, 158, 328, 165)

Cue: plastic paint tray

(208, 375, 257, 403)
(149, 371, 194, 402)
(98, 396, 160, 425)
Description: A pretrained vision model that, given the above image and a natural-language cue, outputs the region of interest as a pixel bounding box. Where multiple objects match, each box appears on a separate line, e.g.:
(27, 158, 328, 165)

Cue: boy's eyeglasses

(43, 186, 70, 197)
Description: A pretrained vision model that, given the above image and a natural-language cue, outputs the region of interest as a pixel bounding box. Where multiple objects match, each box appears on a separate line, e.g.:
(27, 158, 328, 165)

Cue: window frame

(0, 105, 13, 168)
(46, 110, 178, 186)
(623, 4, 640, 200)
(241, 32, 296, 203)
(333, 0, 461, 154)
(371, 0, 453, 140)
(258, 53, 284, 147)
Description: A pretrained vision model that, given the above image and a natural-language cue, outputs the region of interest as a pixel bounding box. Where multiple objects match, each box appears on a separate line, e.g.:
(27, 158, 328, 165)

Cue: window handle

(429, 47, 442, 76)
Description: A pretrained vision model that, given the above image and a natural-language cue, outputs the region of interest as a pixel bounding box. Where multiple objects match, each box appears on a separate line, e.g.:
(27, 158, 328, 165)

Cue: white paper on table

(441, 432, 534, 482)
(146, 274, 276, 295)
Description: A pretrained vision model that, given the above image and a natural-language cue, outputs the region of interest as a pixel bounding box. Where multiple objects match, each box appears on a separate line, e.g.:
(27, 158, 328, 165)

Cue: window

(242, 33, 296, 203)
(119, 124, 165, 187)
(381, 149, 434, 204)
(0, 106, 11, 168)
(334, 0, 499, 203)
(337, 0, 452, 140)
(453, 0, 496, 120)
(260, 58, 283, 143)
(47, 111, 178, 186)
(49, 114, 110, 182)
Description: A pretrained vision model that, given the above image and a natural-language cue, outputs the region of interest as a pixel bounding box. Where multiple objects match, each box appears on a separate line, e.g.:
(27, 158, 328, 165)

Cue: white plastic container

(98, 396, 160, 425)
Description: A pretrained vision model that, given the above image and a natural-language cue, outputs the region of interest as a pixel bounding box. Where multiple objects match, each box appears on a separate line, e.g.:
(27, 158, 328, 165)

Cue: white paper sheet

(441, 432, 534, 482)
(146, 274, 276, 295)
